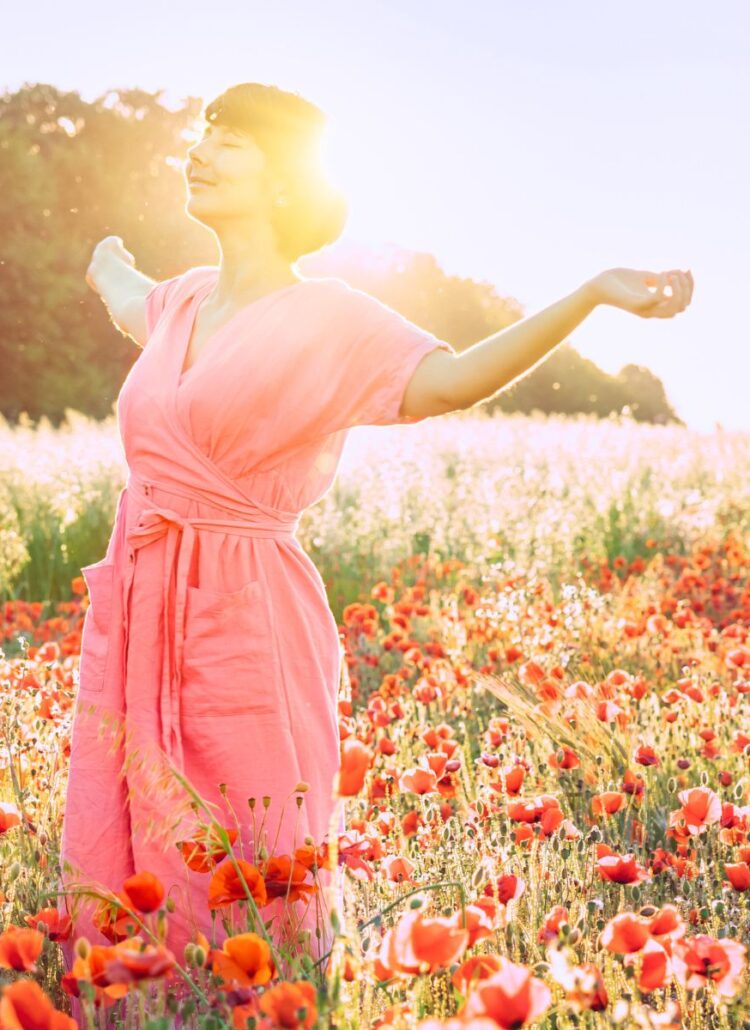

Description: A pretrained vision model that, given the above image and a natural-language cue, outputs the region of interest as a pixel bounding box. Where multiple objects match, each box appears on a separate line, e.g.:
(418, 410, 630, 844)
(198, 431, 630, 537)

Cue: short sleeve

(318, 282, 456, 430)
(143, 273, 185, 343)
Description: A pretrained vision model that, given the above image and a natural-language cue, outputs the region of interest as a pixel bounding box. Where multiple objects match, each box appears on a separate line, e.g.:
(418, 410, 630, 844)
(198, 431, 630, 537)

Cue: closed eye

(199, 125, 244, 147)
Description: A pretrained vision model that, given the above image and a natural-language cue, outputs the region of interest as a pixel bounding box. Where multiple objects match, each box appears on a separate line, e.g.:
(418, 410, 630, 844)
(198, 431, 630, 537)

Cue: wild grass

(0, 411, 749, 1026)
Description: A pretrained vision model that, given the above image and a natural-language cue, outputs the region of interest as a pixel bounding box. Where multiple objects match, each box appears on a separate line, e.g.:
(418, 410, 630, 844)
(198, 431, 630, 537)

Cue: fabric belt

(123, 471, 300, 773)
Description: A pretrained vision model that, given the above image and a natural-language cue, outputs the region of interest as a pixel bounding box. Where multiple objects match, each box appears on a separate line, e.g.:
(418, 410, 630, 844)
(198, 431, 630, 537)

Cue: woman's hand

(85, 235, 136, 295)
(585, 267, 694, 318)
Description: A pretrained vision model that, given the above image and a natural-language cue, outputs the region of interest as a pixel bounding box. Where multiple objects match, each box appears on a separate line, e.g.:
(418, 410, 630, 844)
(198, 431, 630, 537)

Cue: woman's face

(184, 121, 275, 223)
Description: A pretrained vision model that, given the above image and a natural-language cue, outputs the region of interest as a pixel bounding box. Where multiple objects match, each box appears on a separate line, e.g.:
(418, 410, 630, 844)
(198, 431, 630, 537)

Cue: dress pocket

(181, 578, 280, 718)
(79, 559, 116, 694)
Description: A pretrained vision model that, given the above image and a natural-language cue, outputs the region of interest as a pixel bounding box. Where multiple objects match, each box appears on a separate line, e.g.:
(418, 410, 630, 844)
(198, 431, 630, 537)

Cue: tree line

(0, 83, 680, 426)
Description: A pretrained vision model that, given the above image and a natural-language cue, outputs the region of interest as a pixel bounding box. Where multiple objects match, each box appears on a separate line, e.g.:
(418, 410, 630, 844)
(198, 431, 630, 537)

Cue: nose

(187, 139, 209, 163)
(186, 151, 210, 178)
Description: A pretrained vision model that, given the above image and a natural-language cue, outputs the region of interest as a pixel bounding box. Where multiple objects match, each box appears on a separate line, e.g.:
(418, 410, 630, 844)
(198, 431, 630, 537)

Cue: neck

(207, 221, 300, 308)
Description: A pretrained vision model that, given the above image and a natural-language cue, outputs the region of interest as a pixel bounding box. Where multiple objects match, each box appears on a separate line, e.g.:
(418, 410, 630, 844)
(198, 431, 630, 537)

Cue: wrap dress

(57, 264, 455, 1009)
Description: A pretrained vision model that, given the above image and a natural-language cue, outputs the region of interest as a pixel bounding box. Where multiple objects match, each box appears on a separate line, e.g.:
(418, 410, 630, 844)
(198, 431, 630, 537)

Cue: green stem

(310, 878, 468, 972)
(54, 884, 210, 1007)
(159, 759, 286, 977)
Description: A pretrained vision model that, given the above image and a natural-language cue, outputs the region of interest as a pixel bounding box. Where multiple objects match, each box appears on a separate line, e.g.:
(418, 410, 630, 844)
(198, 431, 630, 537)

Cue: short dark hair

(202, 83, 348, 263)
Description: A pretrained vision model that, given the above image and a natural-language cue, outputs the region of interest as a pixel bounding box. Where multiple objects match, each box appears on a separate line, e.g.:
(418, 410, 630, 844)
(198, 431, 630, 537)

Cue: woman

(58, 80, 692, 1012)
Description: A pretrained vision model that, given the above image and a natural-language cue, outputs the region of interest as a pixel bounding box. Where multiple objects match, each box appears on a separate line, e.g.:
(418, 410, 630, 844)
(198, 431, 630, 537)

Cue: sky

(6, 1, 749, 431)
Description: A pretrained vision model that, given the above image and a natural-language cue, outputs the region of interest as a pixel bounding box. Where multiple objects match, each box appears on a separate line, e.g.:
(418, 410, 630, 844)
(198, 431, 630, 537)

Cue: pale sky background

(6, 1, 749, 430)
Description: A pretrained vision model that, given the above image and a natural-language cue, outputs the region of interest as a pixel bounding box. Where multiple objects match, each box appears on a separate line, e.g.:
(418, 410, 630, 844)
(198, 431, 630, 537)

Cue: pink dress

(58, 265, 455, 1009)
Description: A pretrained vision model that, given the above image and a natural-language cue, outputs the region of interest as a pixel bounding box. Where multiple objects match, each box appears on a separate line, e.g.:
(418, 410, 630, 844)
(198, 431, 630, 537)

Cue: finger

(650, 280, 680, 317)
(666, 272, 684, 312)
(667, 278, 685, 315)
(642, 270, 676, 312)
(641, 272, 664, 306)
(667, 275, 684, 314)
(679, 272, 690, 310)
(653, 272, 666, 297)
(653, 300, 676, 319)
(668, 273, 685, 312)
(677, 272, 690, 310)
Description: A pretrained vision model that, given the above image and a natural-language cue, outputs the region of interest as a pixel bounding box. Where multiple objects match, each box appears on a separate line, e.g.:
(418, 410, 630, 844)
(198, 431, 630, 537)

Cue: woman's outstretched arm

(408, 267, 693, 417)
(85, 235, 158, 348)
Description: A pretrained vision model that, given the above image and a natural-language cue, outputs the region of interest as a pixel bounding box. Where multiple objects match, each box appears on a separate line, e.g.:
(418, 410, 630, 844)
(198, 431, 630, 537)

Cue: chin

(185, 192, 217, 216)
(184, 203, 216, 230)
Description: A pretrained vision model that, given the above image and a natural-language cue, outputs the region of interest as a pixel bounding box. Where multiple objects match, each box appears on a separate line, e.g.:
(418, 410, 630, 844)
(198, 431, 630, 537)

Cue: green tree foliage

(0, 83, 680, 426)
(316, 243, 682, 425)
(0, 83, 212, 422)
(491, 344, 682, 424)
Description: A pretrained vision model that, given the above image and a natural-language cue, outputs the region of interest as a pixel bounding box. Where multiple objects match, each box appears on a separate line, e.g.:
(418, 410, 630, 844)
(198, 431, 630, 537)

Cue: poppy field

(1, 410, 750, 1027)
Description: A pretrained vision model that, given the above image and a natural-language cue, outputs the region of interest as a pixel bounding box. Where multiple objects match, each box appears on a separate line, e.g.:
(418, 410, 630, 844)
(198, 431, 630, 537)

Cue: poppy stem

(53, 884, 210, 1007)
(310, 878, 468, 972)
(161, 759, 286, 977)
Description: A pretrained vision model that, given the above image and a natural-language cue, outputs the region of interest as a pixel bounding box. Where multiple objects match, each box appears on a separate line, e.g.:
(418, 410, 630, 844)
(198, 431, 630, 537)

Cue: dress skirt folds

(57, 265, 456, 1020)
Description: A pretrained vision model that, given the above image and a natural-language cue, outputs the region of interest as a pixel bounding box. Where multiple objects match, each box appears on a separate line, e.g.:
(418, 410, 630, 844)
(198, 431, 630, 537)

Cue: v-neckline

(163, 268, 316, 518)
(177, 271, 308, 383)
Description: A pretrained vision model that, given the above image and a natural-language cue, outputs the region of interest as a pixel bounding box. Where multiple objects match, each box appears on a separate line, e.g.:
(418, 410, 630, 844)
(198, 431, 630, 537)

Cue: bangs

(203, 95, 259, 136)
(203, 84, 325, 147)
